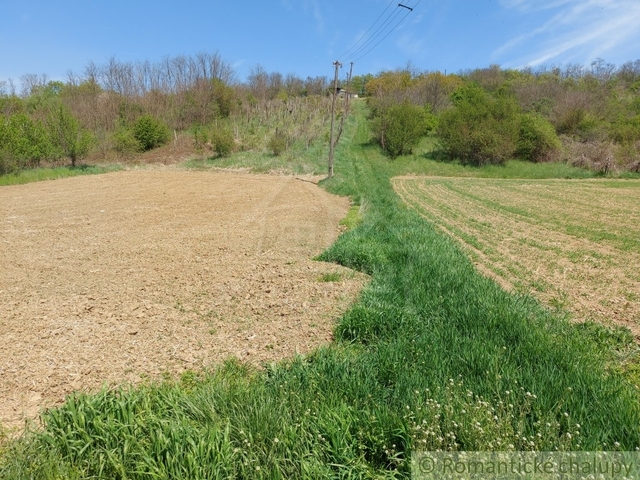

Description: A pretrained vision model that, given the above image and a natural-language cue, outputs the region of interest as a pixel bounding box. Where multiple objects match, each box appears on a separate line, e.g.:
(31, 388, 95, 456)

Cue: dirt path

(0, 170, 366, 433)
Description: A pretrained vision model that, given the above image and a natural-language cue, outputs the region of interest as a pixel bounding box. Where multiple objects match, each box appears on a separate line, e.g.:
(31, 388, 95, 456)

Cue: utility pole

(328, 60, 342, 178)
(334, 62, 354, 150)
(345, 62, 354, 117)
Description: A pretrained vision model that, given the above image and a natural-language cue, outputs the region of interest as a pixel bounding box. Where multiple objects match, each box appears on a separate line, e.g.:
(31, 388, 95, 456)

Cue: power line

(350, 0, 421, 64)
(336, 0, 396, 61)
(344, 5, 406, 63)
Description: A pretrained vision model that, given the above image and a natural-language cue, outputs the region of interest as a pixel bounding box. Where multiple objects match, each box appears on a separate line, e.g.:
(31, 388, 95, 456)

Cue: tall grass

(1, 103, 638, 479)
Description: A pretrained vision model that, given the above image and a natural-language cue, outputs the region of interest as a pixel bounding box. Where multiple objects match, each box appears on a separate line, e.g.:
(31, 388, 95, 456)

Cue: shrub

(0, 149, 18, 175)
(516, 113, 561, 162)
(437, 85, 520, 166)
(609, 115, 640, 145)
(371, 101, 428, 158)
(211, 127, 235, 157)
(614, 141, 640, 170)
(192, 125, 208, 151)
(267, 130, 288, 156)
(112, 126, 141, 158)
(132, 114, 170, 151)
(0, 113, 53, 170)
(563, 138, 616, 173)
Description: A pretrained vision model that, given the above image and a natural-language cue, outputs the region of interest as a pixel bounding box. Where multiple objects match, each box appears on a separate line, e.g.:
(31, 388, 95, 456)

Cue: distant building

(336, 88, 358, 99)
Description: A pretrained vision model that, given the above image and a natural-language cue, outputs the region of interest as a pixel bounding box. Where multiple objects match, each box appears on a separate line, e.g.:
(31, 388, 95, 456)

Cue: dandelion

(274, 438, 279, 444)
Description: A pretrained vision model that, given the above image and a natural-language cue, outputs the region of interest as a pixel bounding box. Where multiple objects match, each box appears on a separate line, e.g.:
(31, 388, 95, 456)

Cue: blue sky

(1, 0, 640, 86)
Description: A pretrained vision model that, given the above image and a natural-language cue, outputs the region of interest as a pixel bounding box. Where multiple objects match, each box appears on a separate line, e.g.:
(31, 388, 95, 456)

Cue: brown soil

(0, 170, 367, 433)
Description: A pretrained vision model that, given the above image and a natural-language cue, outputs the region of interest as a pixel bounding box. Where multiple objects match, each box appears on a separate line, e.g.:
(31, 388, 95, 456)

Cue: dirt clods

(0, 170, 366, 432)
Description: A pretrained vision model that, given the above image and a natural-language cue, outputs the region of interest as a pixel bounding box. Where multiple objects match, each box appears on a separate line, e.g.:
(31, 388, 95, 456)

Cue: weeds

(318, 272, 342, 282)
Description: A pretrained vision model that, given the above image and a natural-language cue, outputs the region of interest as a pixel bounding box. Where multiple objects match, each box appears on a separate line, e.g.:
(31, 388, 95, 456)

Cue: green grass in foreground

(0, 164, 122, 186)
(1, 106, 639, 479)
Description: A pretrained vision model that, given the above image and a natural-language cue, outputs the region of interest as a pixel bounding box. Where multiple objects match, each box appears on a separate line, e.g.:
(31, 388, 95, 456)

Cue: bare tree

(590, 58, 616, 82)
(304, 76, 329, 96)
(20, 73, 48, 97)
(248, 65, 269, 101)
(285, 73, 305, 97)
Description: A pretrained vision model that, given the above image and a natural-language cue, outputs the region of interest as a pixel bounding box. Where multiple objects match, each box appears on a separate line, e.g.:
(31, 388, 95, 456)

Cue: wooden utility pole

(328, 60, 342, 178)
(334, 62, 354, 150)
(345, 62, 354, 117)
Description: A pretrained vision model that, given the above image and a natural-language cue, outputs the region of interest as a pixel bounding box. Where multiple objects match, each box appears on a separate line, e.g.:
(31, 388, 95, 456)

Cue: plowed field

(0, 170, 366, 431)
(393, 176, 640, 335)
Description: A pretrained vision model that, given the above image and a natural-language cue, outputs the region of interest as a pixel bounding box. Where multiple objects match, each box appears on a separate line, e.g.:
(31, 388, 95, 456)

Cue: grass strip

(0, 164, 122, 187)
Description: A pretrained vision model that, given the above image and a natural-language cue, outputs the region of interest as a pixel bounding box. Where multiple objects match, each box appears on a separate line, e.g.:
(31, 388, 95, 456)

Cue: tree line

(4, 53, 640, 175)
(365, 59, 640, 173)
(0, 52, 333, 174)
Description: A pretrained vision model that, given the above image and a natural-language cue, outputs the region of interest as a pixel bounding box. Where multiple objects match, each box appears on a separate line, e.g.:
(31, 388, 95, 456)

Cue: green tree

(48, 104, 93, 167)
(372, 101, 429, 158)
(516, 113, 561, 162)
(0, 113, 52, 172)
(437, 85, 520, 166)
(133, 114, 170, 151)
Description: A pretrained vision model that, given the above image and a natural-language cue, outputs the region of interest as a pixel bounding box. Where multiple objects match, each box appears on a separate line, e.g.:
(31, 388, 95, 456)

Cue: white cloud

(495, 0, 640, 67)
(396, 34, 425, 56)
(282, 0, 324, 32)
(304, 0, 324, 32)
